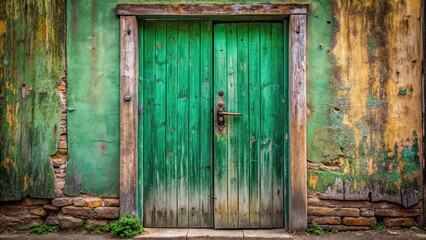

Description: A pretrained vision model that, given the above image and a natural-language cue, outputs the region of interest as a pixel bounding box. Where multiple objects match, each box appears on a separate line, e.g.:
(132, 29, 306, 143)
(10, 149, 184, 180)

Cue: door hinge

(138, 105, 143, 116)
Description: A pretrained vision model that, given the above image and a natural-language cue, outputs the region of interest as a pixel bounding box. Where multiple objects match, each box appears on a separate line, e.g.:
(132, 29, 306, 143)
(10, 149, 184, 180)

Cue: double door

(140, 20, 288, 229)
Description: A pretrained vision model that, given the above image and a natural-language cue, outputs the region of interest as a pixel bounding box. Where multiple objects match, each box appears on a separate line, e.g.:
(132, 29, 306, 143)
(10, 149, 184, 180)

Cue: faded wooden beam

(119, 16, 139, 217)
(117, 3, 308, 17)
(288, 14, 307, 232)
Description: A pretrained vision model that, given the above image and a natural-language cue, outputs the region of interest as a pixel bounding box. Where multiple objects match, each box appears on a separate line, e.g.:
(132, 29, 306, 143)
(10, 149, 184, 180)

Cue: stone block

(54, 189, 65, 198)
(94, 207, 120, 219)
(375, 208, 421, 217)
(21, 198, 49, 206)
(384, 217, 415, 227)
(104, 198, 120, 207)
(58, 214, 83, 229)
(3, 206, 29, 216)
(308, 216, 341, 225)
(318, 225, 370, 231)
(46, 215, 60, 226)
(29, 207, 47, 217)
(308, 206, 359, 217)
(0, 215, 41, 229)
(87, 219, 109, 226)
(62, 206, 93, 218)
(73, 198, 85, 207)
(342, 217, 376, 226)
(52, 198, 73, 207)
(84, 197, 103, 207)
(308, 196, 372, 208)
(360, 208, 375, 217)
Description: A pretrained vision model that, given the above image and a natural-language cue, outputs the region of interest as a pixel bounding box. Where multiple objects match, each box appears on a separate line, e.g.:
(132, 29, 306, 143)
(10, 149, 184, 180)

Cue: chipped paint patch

(0, 21, 6, 35)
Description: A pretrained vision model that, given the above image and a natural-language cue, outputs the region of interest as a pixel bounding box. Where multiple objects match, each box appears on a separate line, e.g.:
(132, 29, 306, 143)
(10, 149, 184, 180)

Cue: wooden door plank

(236, 23, 250, 228)
(225, 23, 239, 229)
(199, 21, 213, 228)
(213, 23, 228, 229)
(188, 21, 202, 227)
(248, 22, 261, 228)
(153, 21, 168, 228)
(259, 23, 273, 228)
(138, 21, 144, 218)
(165, 21, 178, 227)
(271, 22, 285, 228)
(177, 22, 190, 227)
(142, 21, 155, 226)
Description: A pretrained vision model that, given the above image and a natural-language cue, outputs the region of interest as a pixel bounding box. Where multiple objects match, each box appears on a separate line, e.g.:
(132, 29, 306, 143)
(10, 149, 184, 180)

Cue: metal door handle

(218, 111, 242, 116)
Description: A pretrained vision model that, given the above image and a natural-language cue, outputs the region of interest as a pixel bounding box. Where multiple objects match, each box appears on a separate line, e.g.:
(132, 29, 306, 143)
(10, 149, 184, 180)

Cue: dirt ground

(1, 229, 426, 239)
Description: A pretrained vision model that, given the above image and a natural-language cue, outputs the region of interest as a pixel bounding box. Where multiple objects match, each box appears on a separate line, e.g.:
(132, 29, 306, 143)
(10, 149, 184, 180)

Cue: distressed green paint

(308, 170, 344, 193)
(140, 20, 213, 228)
(213, 22, 287, 228)
(0, 0, 65, 201)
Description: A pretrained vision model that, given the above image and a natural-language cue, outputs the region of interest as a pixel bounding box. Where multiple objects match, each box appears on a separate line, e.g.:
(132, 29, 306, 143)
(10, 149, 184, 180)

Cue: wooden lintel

(288, 14, 307, 231)
(119, 16, 139, 217)
(117, 3, 308, 17)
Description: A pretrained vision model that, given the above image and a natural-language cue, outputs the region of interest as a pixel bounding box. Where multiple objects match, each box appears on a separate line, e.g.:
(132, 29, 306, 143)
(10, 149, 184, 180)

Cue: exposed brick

(94, 207, 120, 219)
(29, 207, 47, 217)
(308, 206, 359, 217)
(308, 216, 341, 225)
(103, 198, 119, 207)
(384, 217, 415, 227)
(21, 198, 49, 206)
(58, 214, 83, 229)
(375, 208, 421, 217)
(52, 198, 73, 207)
(3, 206, 29, 216)
(62, 206, 93, 218)
(342, 217, 376, 226)
(84, 197, 103, 207)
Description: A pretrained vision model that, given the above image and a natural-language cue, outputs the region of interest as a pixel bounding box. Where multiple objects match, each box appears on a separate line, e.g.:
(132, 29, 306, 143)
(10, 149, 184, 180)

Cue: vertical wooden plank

(188, 21, 202, 227)
(259, 23, 273, 228)
(226, 23, 239, 229)
(288, 14, 307, 231)
(165, 21, 178, 227)
(177, 21, 190, 227)
(200, 20, 213, 228)
(137, 20, 144, 219)
(248, 22, 261, 228)
(237, 23, 250, 228)
(153, 21, 167, 227)
(120, 16, 138, 217)
(213, 23, 228, 229)
(271, 22, 285, 228)
(142, 21, 155, 226)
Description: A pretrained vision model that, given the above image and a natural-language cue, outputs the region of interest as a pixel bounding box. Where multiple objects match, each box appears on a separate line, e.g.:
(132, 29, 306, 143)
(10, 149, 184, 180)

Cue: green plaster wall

(65, 0, 423, 207)
(0, 0, 65, 200)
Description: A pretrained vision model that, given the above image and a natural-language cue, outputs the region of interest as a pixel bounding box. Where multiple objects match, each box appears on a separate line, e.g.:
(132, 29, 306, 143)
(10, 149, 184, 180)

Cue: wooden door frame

(117, 3, 308, 231)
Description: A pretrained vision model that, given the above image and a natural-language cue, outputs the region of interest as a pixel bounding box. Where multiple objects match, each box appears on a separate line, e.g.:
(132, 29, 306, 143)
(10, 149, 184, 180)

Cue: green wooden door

(213, 22, 288, 229)
(140, 20, 288, 229)
(140, 20, 213, 228)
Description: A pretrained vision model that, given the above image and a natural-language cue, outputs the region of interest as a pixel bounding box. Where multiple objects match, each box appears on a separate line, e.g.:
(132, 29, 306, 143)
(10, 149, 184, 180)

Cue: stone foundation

(308, 195, 423, 230)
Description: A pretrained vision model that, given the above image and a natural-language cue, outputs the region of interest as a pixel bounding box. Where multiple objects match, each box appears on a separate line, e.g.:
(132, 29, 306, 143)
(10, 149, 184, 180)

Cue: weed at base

(306, 222, 339, 235)
(371, 222, 386, 231)
(109, 213, 144, 238)
(28, 223, 59, 234)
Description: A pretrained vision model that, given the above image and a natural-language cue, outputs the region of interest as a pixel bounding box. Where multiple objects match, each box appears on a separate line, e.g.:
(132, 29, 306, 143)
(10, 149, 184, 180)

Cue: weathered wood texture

(119, 16, 139, 217)
(140, 21, 213, 227)
(117, 3, 308, 16)
(0, 0, 65, 201)
(289, 15, 307, 231)
(213, 22, 287, 229)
